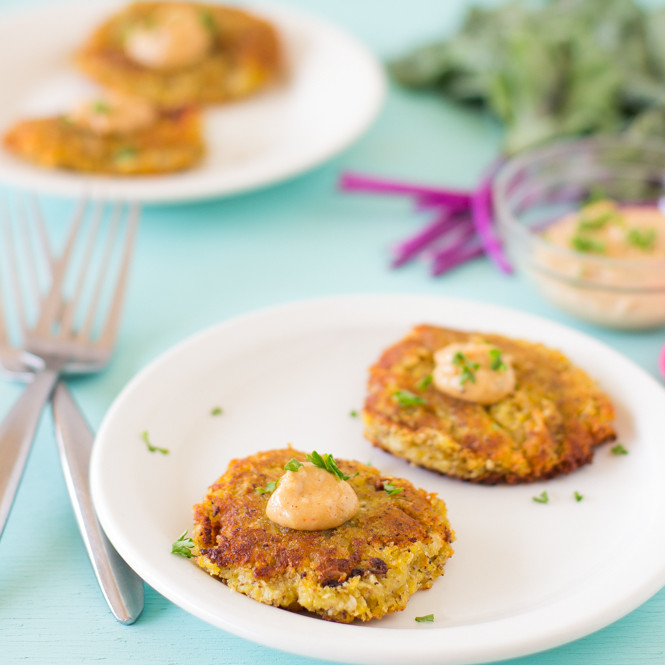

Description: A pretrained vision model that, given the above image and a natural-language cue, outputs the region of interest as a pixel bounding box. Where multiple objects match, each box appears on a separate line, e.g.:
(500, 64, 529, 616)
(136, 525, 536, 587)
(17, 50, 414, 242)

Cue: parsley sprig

(489, 348, 507, 371)
(626, 228, 656, 251)
(415, 614, 434, 623)
(393, 389, 427, 407)
(142, 430, 169, 455)
(570, 235, 606, 254)
(383, 482, 403, 496)
(452, 351, 480, 385)
(611, 443, 628, 455)
(284, 458, 303, 472)
(532, 491, 549, 504)
(417, 374, 433, 391)
(256, 481, 277, 495)
(171, 530, 195, 558)
(306, 451, 356, 481)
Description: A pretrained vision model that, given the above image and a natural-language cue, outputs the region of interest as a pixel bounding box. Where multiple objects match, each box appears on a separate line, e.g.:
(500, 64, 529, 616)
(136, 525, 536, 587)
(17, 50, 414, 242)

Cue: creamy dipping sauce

(433, 342, 516, 405)
(266, 462, 359, 530)
(535, 200, 665, 329)
(68, 93, 157, 135)
(124, 5, 213, 71)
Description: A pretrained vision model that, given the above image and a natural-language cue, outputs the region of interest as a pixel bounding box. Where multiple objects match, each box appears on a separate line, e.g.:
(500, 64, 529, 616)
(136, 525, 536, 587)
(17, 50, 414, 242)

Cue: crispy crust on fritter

(3, 107, 203, 174)
(75, 2, 283, 107)
(192, 448, 454, 623)
(362, 325, 616, 484)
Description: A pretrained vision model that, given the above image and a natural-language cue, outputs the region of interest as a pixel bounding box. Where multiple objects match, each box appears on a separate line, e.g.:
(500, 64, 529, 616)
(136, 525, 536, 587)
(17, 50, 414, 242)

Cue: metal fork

(0, 198, 143, 623)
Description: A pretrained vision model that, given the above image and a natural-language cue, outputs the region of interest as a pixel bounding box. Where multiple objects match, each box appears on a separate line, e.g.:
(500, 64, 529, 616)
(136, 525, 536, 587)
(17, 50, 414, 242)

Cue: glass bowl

(493, 136, 665, 330)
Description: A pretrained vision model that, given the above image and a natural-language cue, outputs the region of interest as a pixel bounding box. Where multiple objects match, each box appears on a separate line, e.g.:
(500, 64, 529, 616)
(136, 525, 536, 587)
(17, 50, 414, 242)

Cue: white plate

(0, 2, 384, 203)
(91, 294, 665, 665)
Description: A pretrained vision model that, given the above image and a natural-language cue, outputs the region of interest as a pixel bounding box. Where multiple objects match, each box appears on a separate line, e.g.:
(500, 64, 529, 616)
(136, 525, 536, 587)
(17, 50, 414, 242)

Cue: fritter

(75, 2, 283, 107)
(192, 448, 454, 623)
(3, 106, 203, 175)
(362, 325, 616, 484)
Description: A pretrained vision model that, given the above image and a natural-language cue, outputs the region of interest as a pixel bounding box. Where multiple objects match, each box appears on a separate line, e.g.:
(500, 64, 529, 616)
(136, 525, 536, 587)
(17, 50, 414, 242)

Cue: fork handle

(0, 369, 59, 539)
(51, 382, 144, 625)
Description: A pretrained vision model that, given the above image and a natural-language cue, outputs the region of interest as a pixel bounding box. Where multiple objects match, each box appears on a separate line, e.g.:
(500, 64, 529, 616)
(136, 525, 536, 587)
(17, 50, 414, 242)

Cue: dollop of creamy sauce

(67, 93, 157, 135)
(124, 5, 213, 71)
(536, 200, 665, 329)
(432, 342, 516, 405)
(266, 463, 359, 530)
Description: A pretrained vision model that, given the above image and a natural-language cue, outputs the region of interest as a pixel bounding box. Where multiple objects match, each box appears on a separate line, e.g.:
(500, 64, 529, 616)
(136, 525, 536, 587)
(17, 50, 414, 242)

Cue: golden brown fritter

(3, 107, 203, 175)
(362, 325, 616, 484)
(192, 448, 454, 623)
(75, 2, 283, 107)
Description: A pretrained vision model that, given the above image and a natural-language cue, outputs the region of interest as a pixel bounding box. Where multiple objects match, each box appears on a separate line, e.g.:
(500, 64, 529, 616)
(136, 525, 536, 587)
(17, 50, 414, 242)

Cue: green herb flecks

(284, 458, 303, 472)
(114, 146, 138, 162)
(383, 482, 403, 497)
(199, 9, 216, 34)
(578, 212, 615, 231)
(574, 491, 584, 502)
(393, 389, 427, 407)
(532, 491, 549, 504)
(350, 410, 358, 418)
(611, 443, 629, 455)
(256, 481, 277, 495)
(171, 530, 195, 558)
(142, 430, 169, 454)
(626, 228, 657, 250)
(417, 374, 433, 391)
(452, 351, 479, 385)
(415, 614, 434, 623)
(211, 406, 223, 416)
(93, 100, 110, 114)
(571, 235, 606, 254)
(306, 451, 356, 481)
(489, 348, 507, 371)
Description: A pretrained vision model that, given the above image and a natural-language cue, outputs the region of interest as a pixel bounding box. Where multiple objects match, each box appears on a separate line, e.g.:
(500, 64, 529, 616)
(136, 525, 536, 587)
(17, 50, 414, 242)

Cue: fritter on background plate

(75, 2, 283, 107)
(191, 448, 455, 623)
(363, 324, 616, 484)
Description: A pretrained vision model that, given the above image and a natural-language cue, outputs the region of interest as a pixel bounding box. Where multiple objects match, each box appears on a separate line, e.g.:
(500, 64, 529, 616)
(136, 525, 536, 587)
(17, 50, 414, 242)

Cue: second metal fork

(0, 199, 143, 623)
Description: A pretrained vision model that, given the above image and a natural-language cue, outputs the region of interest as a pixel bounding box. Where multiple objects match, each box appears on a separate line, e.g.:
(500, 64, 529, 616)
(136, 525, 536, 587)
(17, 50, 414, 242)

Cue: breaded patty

(192, 448, 454, 623)
(75, 2, 283, 107)
(363, 325, 616, 484)
(3, 107, 203, 175)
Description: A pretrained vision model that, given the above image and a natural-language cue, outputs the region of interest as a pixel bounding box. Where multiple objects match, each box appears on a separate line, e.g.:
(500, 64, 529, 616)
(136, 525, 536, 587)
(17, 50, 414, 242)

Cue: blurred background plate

(0, 1, 385, 203)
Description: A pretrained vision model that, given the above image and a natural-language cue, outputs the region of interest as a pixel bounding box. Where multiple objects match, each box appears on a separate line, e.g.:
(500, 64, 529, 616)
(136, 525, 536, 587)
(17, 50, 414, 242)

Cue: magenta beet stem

(431, 241, 484, 276)
(391, 209, 467, 268)
(339, 172, 472, 208)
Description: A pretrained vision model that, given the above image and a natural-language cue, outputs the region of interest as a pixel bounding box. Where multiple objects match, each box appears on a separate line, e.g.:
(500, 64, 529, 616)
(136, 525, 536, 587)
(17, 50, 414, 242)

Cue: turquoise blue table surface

(2, 0, 665, 663)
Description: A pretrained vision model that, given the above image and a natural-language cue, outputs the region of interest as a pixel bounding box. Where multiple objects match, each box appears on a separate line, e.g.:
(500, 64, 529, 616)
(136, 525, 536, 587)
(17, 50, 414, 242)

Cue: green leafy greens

(284, 458, 303, 472)
(142, 430, 169, 455)
(256, 481, 277, 495)
(415, 614, 434, 623)
(393, 389, 427, 407)
(391, 0, 665, 154)
(452, 351, 479, 385)
(383, 482, 403, 497)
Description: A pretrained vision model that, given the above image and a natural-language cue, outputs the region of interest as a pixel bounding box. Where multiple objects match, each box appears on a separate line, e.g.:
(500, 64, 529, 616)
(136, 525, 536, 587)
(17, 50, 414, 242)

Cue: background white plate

(91, 294, 665, 665)
(0, 2, 384, 203)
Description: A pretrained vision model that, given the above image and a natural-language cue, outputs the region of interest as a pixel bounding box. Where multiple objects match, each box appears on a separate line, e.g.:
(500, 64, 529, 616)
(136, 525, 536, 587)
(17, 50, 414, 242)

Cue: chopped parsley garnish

(284, 458, 303, 472)
(199, 9, 216, 33)
(489, 348, 507, 371)
(611, 443, 628, 455)
(211, 406, 223, 416)
(417, 374, 433, 391)
(415, 614, 434, 623)
(114, 146, 138, 162)
(350, 410, 358, 418)
(383, 483, 403, 497)
(570, 235, 606, 254)
(626, 228, 656, 250)
(256, 481, 277, 495)
(306, 451, 356, 481)
(574, 491, 584, 502)
(142, 430, 169, 454)
(171, 530, 195, 558)
(452, 351, 479, 385)
(393, 389, 427, 407)
(578, 212, 614, 232)
(532, 491, 549, 504)
(93, 100, 110, 114)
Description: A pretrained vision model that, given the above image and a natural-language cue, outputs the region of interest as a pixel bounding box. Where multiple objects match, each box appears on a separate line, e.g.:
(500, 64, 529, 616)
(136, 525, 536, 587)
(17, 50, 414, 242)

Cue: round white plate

(91, 294, 665, 665)
(0, 2, 384, 203)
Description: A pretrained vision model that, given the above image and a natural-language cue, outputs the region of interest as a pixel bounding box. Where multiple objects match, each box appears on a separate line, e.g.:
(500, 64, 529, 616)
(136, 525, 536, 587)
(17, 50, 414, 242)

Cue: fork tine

(96, 203, 140, 349)
(28, 195, 55, 270)
(32, 198, 87, 338)
(0, 201, 14, 350)
(18, 200, 45, 313)
(58, 201, 104, 338)
(2, 204, 29, 337)
(77, 202, 122, 341)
